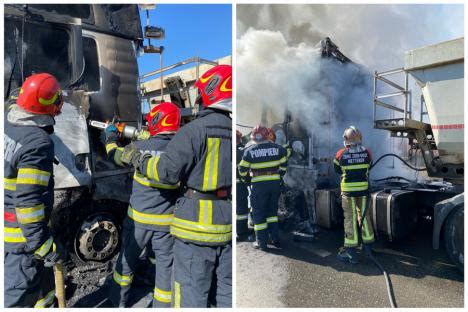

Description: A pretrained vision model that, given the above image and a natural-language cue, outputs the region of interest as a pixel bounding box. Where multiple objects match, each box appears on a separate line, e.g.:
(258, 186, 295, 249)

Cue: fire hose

(362, 152, 425, 308)
(359, 200, 397, 308)
(370, 153, 427, 171)
(54, 263, 66, 308)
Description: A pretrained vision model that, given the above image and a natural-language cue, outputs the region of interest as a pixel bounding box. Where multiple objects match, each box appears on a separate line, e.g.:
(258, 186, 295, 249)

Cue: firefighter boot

(271, 240, 282, 249)
(362, 243, 374, 257)
(337, 247, 359, 264)
(252, 241, 268, 251)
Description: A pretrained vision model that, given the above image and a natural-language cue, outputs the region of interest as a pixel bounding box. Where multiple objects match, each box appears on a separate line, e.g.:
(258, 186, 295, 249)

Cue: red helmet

(267, 128, 276, 142)
(236, 130, 243, 145)
(146, 102, 181, 136)
(251, 125, 269, 142)
(17, 73, 63, 116)
(194, 64, 232, 112)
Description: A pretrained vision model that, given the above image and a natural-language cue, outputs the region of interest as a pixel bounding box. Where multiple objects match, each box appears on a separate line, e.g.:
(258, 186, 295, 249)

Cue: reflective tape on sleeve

(4, 177, 17, 191)
(266, 216, 278, 223)
(34, 237, 53, 258)
(238, 159, 251, 168)
(4, 227, 26, 243)
(16, 204, 45, 224)
(17, 168, 50, 186)
(34, 289, 56, 308)
(254, 223, 267, 231)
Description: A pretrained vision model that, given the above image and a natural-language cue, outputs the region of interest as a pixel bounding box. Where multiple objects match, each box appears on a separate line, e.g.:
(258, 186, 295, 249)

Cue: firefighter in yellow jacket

(334, 126, 375, 264)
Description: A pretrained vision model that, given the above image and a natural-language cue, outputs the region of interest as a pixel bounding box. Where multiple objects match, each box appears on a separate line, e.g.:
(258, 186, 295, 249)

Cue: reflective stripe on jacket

(140, 109, 232, 245)
(4, 116, 54, 254)
(238, 141, 288, 183)
(106, 135, 180, 231)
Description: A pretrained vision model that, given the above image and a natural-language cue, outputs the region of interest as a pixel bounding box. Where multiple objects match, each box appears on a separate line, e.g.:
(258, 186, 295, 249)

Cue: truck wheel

(444, 205, 464, 272)
(74, 212, 121, 263)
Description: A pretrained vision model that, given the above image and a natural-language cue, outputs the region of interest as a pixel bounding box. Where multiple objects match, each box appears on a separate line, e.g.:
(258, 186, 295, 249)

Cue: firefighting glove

(136, 129, 151, 141)
(105, 124, 119, 143)
(36, 240, 67, 267)
(121, 143, 150, 171)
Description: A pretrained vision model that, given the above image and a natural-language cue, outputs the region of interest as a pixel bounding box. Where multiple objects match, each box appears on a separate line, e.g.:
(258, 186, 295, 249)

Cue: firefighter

(334, 126, 375, 264)
(236, 130, 250, 241)
(120, 64, 232, 307)
(267, 127, 276, 143)
(105, 102, 181, 307)
(238, 125, 288, 250)
(4, 73, 66, 307)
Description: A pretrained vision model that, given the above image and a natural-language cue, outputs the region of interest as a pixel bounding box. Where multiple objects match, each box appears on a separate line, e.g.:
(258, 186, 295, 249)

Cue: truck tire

(444, 204, 464, 272)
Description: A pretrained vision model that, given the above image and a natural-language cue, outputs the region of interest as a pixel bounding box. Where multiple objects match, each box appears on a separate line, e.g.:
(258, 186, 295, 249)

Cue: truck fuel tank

(369, 189, 419, 242)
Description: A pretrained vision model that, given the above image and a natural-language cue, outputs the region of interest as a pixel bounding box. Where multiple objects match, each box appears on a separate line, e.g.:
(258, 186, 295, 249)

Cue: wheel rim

(74, 213, 120, 262)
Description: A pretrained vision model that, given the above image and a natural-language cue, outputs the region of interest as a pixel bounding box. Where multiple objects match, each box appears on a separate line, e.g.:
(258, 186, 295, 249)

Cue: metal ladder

(373, 68, 432, 138)
(139, 57, 218, 114)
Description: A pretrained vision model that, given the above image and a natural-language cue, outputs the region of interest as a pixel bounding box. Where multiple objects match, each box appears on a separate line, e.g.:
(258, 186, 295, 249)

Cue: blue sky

(138, 4, 232, 79)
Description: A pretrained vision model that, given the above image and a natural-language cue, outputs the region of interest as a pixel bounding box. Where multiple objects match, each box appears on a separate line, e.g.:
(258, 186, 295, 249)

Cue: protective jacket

(106, 134, 179, 232)
(140, 108, 232, 246)
(236, 143, 246, 184)
(4, 117, 55, 257)
(236, 143, 249, 233)
(238, 141, 288, 183)
(333, 145, 372, 197)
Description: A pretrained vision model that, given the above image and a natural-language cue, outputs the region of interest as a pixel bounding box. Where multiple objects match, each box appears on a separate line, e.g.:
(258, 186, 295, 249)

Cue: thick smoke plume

(237, 4, 463, 181)
(237, 4, 463, 70)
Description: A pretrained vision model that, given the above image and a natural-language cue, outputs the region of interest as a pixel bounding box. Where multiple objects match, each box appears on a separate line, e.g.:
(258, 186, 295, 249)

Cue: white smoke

(237, 4, 463, 182)
(237, 4, 463, 70)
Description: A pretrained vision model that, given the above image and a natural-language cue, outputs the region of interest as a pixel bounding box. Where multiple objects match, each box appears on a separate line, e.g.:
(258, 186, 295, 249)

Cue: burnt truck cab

(4, 4, 144, 262)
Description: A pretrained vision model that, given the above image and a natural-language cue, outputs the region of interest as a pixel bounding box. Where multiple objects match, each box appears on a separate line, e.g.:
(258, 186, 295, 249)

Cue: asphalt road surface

(65, 255, 154, 308)
(237, 222, 464, 308)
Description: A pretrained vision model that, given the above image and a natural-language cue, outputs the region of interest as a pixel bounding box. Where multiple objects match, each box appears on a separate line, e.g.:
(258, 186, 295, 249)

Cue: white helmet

(343, 126, 362, 146)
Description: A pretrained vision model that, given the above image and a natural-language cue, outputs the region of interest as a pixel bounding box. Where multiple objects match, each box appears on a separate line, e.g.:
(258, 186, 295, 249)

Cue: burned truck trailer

(4, 4, 144, 262)
(270, 38, 464, 271)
